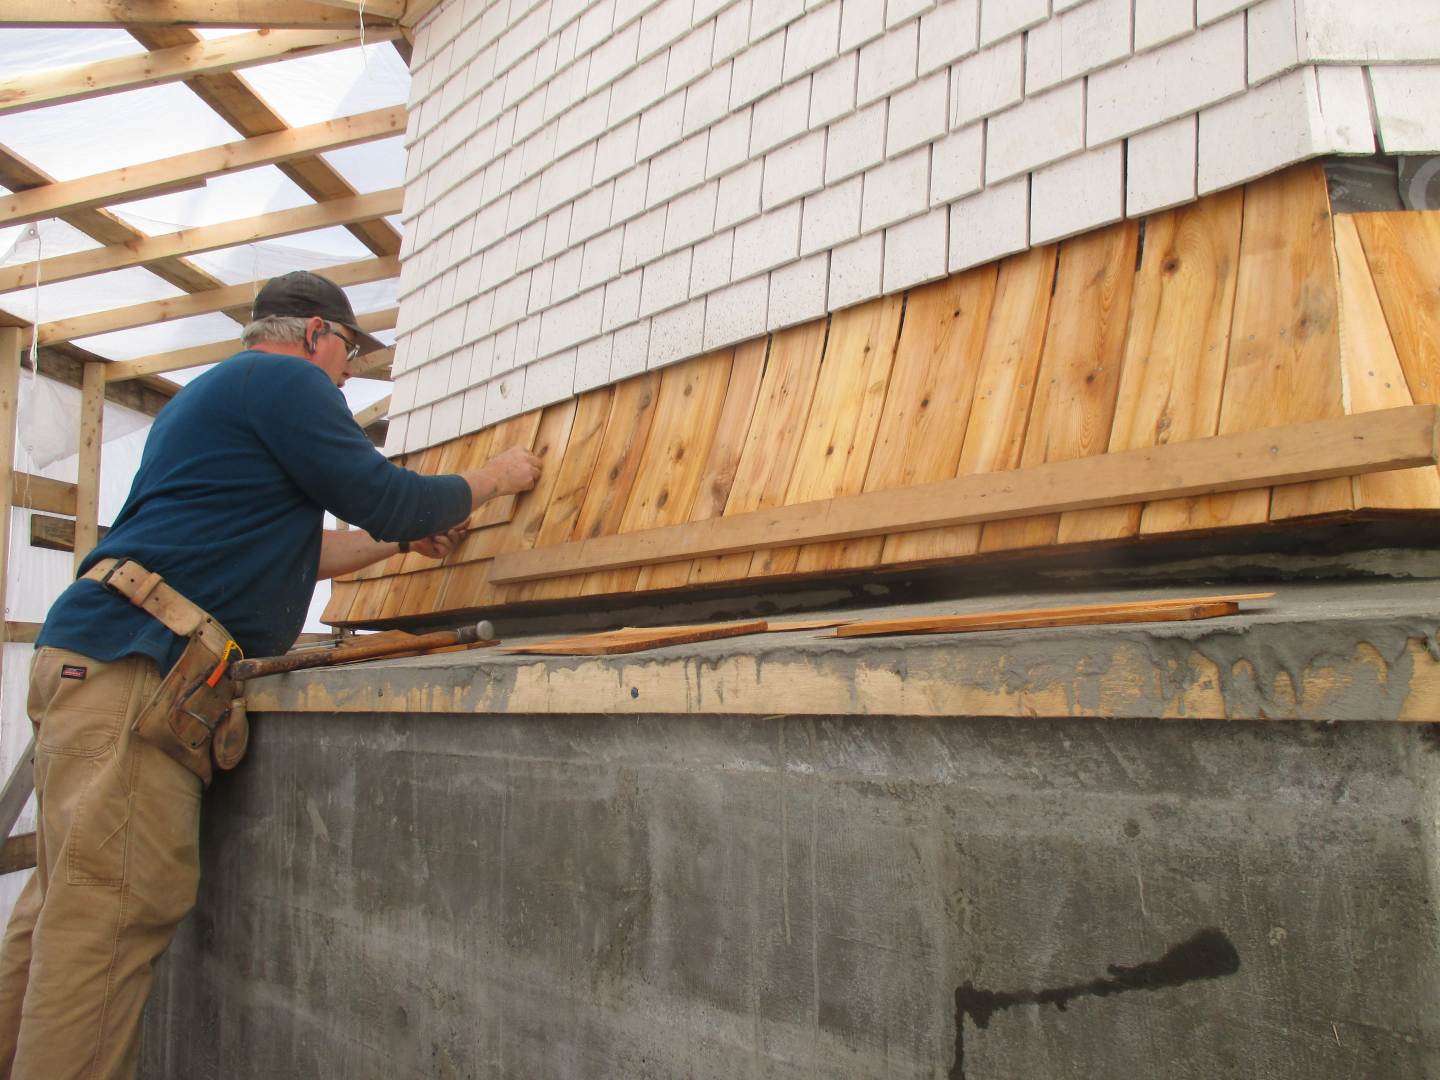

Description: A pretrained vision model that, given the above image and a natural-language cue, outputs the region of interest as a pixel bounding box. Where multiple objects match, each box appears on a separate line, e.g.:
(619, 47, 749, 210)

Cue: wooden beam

(3, 622, 38, 644)
(0, 28, 398, 116)
(0, 1, 397, 29)
(400, 0, 446, 27)
(490, 405, 1440, 584)
(129, 26, 403, 260)
(0, 189, 403, 293)
(12, 473, 77, 516)
(0, 329, 17, 646)
(310, 0, 405, 17)
(38, 255, 397, 345)
(353, 394, 390, 430)
(30, 350, 174, 417)
(105, 307, 398, 381)
(73, 361, 104, 572)
(0, 832, 36, 876)
(30, 513, 109, 554)
(0, 105, 405, 227)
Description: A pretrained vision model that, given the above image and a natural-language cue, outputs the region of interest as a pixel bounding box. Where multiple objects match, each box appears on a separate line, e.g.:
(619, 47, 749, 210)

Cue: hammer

(230, 621, 496, 681)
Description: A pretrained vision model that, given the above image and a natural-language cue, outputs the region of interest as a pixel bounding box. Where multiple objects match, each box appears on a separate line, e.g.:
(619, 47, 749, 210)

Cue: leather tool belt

(84, 558, 249, 785)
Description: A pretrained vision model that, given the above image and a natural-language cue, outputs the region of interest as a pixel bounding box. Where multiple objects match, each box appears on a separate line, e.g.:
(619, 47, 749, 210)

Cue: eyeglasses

(324, 322, 362, 364)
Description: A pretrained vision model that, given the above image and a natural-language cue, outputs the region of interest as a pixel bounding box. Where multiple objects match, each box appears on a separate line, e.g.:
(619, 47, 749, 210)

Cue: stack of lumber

(324, 162, 1440, 628)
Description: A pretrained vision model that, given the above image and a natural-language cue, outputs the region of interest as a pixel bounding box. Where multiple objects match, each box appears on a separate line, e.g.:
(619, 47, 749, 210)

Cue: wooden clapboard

(834, 592, 1275, 638)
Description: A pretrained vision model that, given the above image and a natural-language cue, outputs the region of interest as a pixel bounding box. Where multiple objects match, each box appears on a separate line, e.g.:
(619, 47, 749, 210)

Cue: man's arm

(316, 446, 544, 578)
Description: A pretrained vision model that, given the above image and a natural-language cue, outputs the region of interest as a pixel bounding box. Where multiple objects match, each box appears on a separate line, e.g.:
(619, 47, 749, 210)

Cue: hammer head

(458, 620, 495, 643)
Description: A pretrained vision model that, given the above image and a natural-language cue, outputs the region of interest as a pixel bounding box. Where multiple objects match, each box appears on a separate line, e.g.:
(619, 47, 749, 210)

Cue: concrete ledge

(250, 581, 1440, 722)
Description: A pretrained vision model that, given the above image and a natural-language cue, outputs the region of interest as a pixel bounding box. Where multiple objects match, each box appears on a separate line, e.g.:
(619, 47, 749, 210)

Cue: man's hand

(472, 445, 543, 500)
(409, 524, 466, 559)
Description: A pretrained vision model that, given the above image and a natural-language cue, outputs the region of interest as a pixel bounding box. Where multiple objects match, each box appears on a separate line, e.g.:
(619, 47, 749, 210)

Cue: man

(0, 271, 540, 1079)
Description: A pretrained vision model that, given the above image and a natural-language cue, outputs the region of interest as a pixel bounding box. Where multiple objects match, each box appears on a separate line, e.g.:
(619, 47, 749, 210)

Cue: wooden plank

(1055, 191, 1248, 539)
(12, 472, 77, 516)
(0, 832, 35, 876)
(489, 404, 1440, 584)
(581, 350, 733, 596)
(769, 296, 904, 575)
(0, 188, 402, 293)
(764, 618, 855, 632)
(886, 244, 1059, 564)
(1354, 211, 1440, 407)
(500, 619, 770, 657)
(38, 255, 397, 345)
(838, 600, 1243, 638)
(0, 28, 394, 117)
(0, 105, 405, 227)
(0, 329, 16, 645)
(106, 307, 397, 381)
(1334, 214, 1440, 510)
(0, 1, 395, 28)
(506, 388, 615, 604)
(690, 321, 826, 584)
(467, 409, 544, 530)
(835, 592, 1274, 638)
(73, 360, 104, 572)
(353, 395, 390, 431)
(637, 337, 767, 591)
(982, 218, 1140, 553)
(878, 266, 998, 566)
(1213, 162, 1351, 524)
(306, 0, 404, 16)
(30, 513, 108, 553)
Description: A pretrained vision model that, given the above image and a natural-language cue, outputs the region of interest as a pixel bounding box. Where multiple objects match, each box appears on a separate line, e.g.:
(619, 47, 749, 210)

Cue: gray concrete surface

(142, 705, 1440, 1078)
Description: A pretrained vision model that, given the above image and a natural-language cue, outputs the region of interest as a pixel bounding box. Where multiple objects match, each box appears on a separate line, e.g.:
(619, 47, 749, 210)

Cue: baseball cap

(251, 271, 387, 356)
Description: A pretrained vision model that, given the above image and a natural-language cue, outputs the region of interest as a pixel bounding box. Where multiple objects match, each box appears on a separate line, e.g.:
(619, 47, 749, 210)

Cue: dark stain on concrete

(950, 928, 1240, 1080)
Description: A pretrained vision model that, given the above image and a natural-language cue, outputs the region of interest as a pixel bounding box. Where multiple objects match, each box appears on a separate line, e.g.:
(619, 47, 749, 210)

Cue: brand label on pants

(60, 665, 87, 680)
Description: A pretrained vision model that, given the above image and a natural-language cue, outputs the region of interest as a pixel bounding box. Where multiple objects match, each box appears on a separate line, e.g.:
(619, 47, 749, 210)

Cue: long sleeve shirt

(36, 350, 471, 671)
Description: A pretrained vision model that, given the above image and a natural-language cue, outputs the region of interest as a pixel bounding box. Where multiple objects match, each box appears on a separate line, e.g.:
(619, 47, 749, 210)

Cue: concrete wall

(142, 709, 1440, 1077)
(384, 0, 1440, 453)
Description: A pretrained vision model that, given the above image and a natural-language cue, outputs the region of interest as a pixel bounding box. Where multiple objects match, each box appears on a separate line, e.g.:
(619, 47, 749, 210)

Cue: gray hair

(241, 314, 311, 349)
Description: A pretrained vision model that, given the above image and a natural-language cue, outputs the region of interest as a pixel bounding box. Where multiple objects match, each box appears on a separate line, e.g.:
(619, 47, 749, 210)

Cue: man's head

(241, 271, 386, 387)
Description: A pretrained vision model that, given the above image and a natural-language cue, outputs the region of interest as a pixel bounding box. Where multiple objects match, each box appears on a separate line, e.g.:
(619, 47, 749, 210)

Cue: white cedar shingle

(704, 275, 771, 348)
(985, 81, 1085, 183)
(857, 20, 920, 106)
(808, 51, 858, 127)
(751, 0, 808, 41)
(769, 252, 830, 328)
(639, 247, 695, 315)
(883, 207, 947, 290)
(828, 231, 883, 308)
(1133, 0, 1194, 50)
(886, 70, 949, 156)
(1030, 143, 1125, 244)
(838, 0, 885, 50)
(949, 173, 1028, 270)
(751, 78, 815, 154)
(1196, 66, 1316, 192)
(733, 202, 803, 277)
(1369, 65, 1440, 152)
(929, 123, 983, 204)
(649, 297, 707, 367)
(715, 158, 765, 228)
(521, 349, 578, 410)
(861, 146, 931, 230)
(801, 174, 863, 254)
(731, 30, 788, 106)
(763, 130, 828, 208)
(783, 1, 842, 80)
(951, 35, 1023, 127)
(1126, 114, 1198, 216)
(979, 0, 1048, 46)
(691, 230, 736, 292)
(574, 333, 614, 393)
(603, 268, 645, 330)
(825, 100, 888, 182)
(612, 318, 653, 378)
(664, 181, 721, 252)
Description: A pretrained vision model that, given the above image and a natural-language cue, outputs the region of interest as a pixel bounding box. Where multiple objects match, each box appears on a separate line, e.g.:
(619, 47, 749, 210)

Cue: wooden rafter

(0, 28, 399, 116)
(0, 105, 405, 227)
(0, 1, 397, 29)
(36, 255, 398, 345)
(353, 393, 390, 429)
(104, 306, 398, 381)
(127, 27, 403, 259)
(310, 0, 406, 17)
(0, 188, 403, 293)
(400, 0, 446, 27)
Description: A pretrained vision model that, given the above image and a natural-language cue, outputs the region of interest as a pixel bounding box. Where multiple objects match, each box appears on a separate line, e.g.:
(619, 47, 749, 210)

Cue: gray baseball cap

(252, 271, 387, 355)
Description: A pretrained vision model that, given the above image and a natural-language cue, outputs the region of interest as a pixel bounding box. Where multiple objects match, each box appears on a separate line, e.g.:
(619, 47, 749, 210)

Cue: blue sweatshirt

(36, 350, 471, 672)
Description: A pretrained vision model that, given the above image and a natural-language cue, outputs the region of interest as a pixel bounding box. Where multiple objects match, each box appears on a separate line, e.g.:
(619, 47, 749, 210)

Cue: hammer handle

(231, 624, 492, 681)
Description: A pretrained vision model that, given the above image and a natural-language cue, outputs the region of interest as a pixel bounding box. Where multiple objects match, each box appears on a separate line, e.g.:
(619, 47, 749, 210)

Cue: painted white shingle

(704, 274, 771, 348)
(826, 100, 888, 182)
(857, 20, 920, 106)
(886, 71, 949, 156)
(732, 202, 803, 278)
(951, 35, 1023, 127)
(751, 78, 815, 154)
(1370, 65, 1440, 152)
(883, 207, 948, 291)
(783, 2, 843, 80)
(763, 130, 828, 208)
(979, 0, 1048, 46)
(985, 81, 1086, 183)
(1126, 114, 1198, 216)
(800, 175, 863, 254)
(649, 297, 707, 367)
(1030, 143, 1125, 244)
(861, 147, 931, 230)
(918, 0, 979, 74)
(949, 174, 1028, 271)
(808, 51, 858, 126)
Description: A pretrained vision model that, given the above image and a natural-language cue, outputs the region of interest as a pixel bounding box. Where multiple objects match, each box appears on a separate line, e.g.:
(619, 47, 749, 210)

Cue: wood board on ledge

(324, 162, 1440, 628)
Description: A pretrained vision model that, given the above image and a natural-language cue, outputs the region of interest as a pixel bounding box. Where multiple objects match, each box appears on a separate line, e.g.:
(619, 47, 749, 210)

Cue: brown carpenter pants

(0, 648, 202, 1079)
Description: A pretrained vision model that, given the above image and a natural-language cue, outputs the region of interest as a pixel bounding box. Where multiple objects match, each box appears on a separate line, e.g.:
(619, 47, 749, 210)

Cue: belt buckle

(97, 558, 134, 597)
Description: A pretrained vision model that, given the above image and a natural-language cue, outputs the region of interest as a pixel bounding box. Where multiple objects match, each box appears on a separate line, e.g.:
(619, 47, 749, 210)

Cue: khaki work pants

(0, 648, 202, 1079)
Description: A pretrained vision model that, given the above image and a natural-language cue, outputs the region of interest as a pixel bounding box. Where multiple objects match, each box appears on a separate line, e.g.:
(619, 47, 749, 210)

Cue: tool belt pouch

(133, 620, 239, 787)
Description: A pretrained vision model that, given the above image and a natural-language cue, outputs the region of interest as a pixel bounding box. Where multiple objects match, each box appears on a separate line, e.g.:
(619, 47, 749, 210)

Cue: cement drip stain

(949, 928, 1240, 1080)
